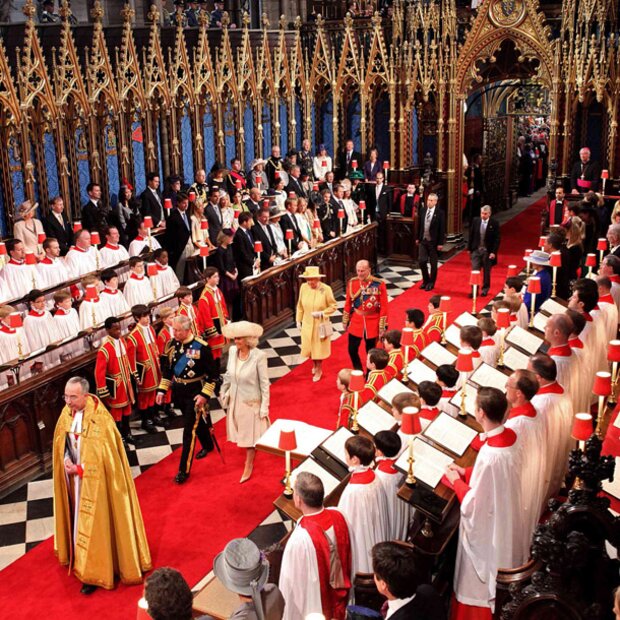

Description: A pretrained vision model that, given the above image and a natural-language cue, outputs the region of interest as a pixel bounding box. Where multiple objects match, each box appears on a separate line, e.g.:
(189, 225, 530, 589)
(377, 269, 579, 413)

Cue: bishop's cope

(156, 314, 219, 485)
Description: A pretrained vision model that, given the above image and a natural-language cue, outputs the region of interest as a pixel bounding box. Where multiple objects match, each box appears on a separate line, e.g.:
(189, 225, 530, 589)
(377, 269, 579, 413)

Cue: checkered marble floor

(0, 261, 423, 573)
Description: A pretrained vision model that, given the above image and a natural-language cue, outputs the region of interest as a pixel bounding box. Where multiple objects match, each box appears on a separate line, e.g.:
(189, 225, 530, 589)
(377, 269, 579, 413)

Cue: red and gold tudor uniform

(196, 285, 229, 359)
(126, 324, 162, 410)
(343, 275, 388, 339)
(359, 368, 390, 407)
(422, 311, 443, 344)
(157, 324, 174, 405)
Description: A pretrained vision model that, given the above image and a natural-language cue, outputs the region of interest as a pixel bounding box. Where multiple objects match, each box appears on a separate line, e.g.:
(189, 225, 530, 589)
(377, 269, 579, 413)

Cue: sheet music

(421, 341, 456, 367)
(444, 323, 462, 349)
(469, 363, 508, 391)
(256, 419, 332, 457)
(407, 358, 438, 386)
(505, 325, 544, 355)
(454, 312, 479, 327)
(540, 298, 567, 315)
(357, 401, 398, 435)
(602, 458, 620, 500)
(423, 412, 478, 457)
(320, 427, 355, 467)
(395, 437, 454, 489)
(378, 378, 415, 406)
(502, 346, 530, 371)
(449, 386, 478, 417)
(532, 312, 549, 333)
(291, 458, 342, 497)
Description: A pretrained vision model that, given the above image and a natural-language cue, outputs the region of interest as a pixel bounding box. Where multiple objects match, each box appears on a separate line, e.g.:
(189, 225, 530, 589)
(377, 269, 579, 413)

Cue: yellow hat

(299, 265, 326, 278)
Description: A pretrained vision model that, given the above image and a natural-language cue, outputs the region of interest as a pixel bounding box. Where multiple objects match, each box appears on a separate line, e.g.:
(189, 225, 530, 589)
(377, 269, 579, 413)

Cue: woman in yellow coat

(296, 265, 337, 382)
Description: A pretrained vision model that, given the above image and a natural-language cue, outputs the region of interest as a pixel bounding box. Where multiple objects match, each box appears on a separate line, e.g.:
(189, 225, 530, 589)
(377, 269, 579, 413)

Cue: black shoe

(165, 405, 177, 419)
(80, 584, 97, 595)
(195, 448, 209, 460)
(124, 434, 137, 445)
(481, 288, 489, 297)
(427, 283, 435, 291)
(420, 282, 429, 290)
(175, 472, 189, 484)
(153, 415, 170, 429)
(141, 420, 157, 434)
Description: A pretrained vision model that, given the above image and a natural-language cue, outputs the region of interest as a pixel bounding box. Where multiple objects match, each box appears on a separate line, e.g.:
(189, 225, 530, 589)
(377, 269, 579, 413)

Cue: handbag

(319, 320, 334, 340)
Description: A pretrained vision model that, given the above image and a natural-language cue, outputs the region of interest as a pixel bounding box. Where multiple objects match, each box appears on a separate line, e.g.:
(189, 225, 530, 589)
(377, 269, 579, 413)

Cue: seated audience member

(404, 308, 429, 358)
(78, 275, 108, 330)
(128, 220, 162, 257)
(152, 248, 181, 297)
(176, 286, 199, 336)
(99, 226, 130, 268)
(123, 257, 155, 307)
(444, 387, 527, 618)
(52, 290, 80, 340)
(437, 363, 460, 418)
(100, 269, 130, 318)
(37, 237, 70, 289)
(142, 567, 193, 620)
(422, 296, 444, 344)
(0, 305, 30, 365)
(359, 348, 391, 406)
(65, 229, 101, 279)
(478, 317, 499, 366)
(374, 431, 413, 541)
(280, 472, 351, 620)
(381, 329, 404, 379)
(418, 380, 442, 428)
(372, 542, 446, 620)
(13, 200, 44, 254)
(338, 435, 389, 574)
(336, 368, 355, 429)
(0, 238, 39, 301)
(23, 289, 61, 356)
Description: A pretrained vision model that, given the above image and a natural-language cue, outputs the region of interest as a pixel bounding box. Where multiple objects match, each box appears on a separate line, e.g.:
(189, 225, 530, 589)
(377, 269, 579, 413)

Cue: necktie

(182, 212, 189, 229)
(380, 600, 389, 619)
(266, 225, 276, 250)
(246, 229, 253, 245)
(480, 220, 486, 247)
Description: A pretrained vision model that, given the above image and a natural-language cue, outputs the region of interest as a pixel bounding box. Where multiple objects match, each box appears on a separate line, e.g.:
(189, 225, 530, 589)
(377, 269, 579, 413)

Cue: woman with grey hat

(201, 538, 284, 620)
(13, 200, 45, 255)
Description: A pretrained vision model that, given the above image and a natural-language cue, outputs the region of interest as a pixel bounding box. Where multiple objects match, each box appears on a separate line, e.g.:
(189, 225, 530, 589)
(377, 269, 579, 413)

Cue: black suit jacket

(140, 188, 164, 226)
(286, 177, 307, 199)
(337, 149, 363, 179)
(205, 203, 223, 245)
(233, 227, 256, 280)
(367, 184, 393, 221)
(329, 198, 349, 238)
(417, 205, 446, 246)
(467, 216, 500, 264)
(279, 212, 303, 248)
(251, 222, 276, 270)
(388, 585, 446, 620)
(164, 208, 191, 270)
(42, 212, 72, 255)
(81, 200, 109, 235)
(243, 199, 260, 217)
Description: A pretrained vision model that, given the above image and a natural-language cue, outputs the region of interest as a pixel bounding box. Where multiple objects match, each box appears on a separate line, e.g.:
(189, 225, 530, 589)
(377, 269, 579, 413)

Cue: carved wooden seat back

(352, 572, 385, 612)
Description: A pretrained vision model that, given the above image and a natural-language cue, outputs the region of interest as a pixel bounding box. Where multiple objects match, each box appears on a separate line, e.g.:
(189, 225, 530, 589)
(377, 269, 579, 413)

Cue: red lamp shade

(147, 263, 158, 277)
(143, 216, 154, 229)
(538, 236, 547, 248)
(90, 231, 101, 245)
(506, 265, 519, 277)
(496, 308, 511, 329)
(608, 340, 620, 363)
(254, 240, 263, 253)
(275, 171, 280, 180)
(527, 276, 541, 294)
(549, 251, 562, 268)
(597, 238, 608, 252)
(255, 175, 262, 185)
(234, 209, 241, 219)
(278, 429, 297, 452)
(401, 407, 421, 435)
(455, 348, 474, 373)
(439, 296, 451, 312)
(287, 192, 295, 198)
(236, 180, 242, 189)
(73, 221, 82, 232)
(337, 208, 345, 219)
(585, 253, 597, 267)
(352, 160, 358, 169)
(84, 285, 98, 301)
(263, 199, 270, 209)
(321, 160, 327, 167)
(571, 412, 593, 441)
(37, 232, 46, 244)
(313, 183, 319, 191)
(285, 229, 294, 240)
(592, 371, 612, 396)
(383, 161, 390, 169)
(469, 270, 482, 286)
(524, 249, 533, 258)
(200, 220, 209, 230)
(7, 312, 23, 329)
(349, 369, 365, 392)
(312, 219, 321, 229)
(359, 200, 366, 210)
(401, 327, 414, 347)
(0, 242, 6, 255)
(199, 244, 209, 258)
(164, 198, 172, 210)
(602, 169, 609, 180)
(188, 191, 196, 202)
(25, 252, 37, 265)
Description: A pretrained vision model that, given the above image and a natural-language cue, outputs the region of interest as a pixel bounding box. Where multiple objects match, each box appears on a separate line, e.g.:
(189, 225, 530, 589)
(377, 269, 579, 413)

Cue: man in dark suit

(468, 205, 500, 296)
(416, 193, 445, 291)
(140, 171, 164, 227)
(285, 165, 307, 199)
(337, 138, 363, 180)
(318, 171, 336, 195)
(243, 188, 262, 217)
(233, 212, 257, 280)
(204, 187, 223, 245)
(164, 192, 192, 279)
(279, 198, 303, 250)
(251, 207, 277, 270)
(81, 182, 110, 235)
(329, 184, 349, 238)
(372, 542, 446, 620)
(42, 196, 72, 255)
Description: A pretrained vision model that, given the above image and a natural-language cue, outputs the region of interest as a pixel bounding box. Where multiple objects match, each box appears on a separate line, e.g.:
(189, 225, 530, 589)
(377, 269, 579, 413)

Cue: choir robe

(359, 368, 390, 407)
(23, 310, 61, 368)
(549, 344, 588, 414)
(128, 235, 161, 257)
(581, 311, 609, 374)
(439, 386, 460, 418)
(94, 336, 136, 420)
(337, 467, 390, 574)
(410, 328, 429, 359)
(375, 457, 413, 540)
(385, 348, 405, 380)
(531, 381, 573, 499)
(196, 285, 228, 359)
(126, 324, 161, 410)
(610, 278, 620, 313)
(419, 405, 440, 432)
(64, 245, 101, 279)
(178, 302, 199, 336)
(53, 307, 80, 340)
(280, 507, 352, 620)
(568, 337, 590, 407)
(516, 303, 529, 329)
(123, 273, 155, 307)
(452, 426, 527, 614)
(599, 294, 619, 333)
(479, 338, 499, 367)
(505, 402, 547, 555)
(100, 287, 130, 318)
(151, 262, 180, 297)
(79, 297, 108, 331)
(0, 259, 38, 301)
(156, 325, 173, 404)
(422, 312, 443, 344)
(0, 323, 30, 364)
(99, 243, 129, 269)
(36, 256, 70, 290)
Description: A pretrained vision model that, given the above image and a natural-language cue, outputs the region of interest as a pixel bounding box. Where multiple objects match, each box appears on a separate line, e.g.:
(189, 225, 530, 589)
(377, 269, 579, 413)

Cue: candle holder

(527, 276, 541, 327)
(593, 372, 612, 436)
(439, 296, 450, 345)
(401, 327, 414, 382)
(608, 340, 620, 404)
(496, 308, 511, 367)
(278, 429, 297, 499)
(549, 251, 561, 298)
(470, 270, 482, 314)
(456, 349, 474, 418)
(349, 370, 365, 433)
(597, 238, 607, 269)
(401, 407, 421, 486)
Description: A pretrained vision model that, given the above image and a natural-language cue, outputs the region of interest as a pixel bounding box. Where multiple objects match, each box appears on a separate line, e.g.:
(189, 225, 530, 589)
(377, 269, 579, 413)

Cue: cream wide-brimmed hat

(524, 250, 550, 266)
(222, 320, 264, 339)
(18, 200, 37, 218)
(299, 265, 326, 279)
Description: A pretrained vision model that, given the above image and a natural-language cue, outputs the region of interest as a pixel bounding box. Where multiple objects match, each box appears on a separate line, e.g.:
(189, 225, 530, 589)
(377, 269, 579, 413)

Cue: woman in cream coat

(296, 265, 337, 382)
(221, 321, 270, 483)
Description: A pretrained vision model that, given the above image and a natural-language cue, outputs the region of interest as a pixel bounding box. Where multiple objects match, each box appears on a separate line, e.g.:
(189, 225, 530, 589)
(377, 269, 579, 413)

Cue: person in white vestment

(529, 353, 574, 500)
(0, 238, 39, 301)
(477, 317, 500, 367)
(128, 222, 161, 257)
(78, 277, 109, 331)
(100, 269, 130, 318)
(64, 230, 101, 279)
(503, 276, 528, 328)
(52, 291, 82, 358)
(36, 238, 70, 290)
(436, 363, 461, 419)
(279, 472, 352, 620)
(152, 248, 180, 297)
(99, 226, 130, 269)
(374, 431, 413, 541)
(123, 257, 155, 307)
(505, 369, 547, 554)
(444, 387, 527, 616)
(596, 275, 619, 342)
(23, 290, 61, 367)
(565, 309, 592, 410)
(337, 435, 390, 574)
(600, 255, 620, 313)
(0, 305, 31, 365)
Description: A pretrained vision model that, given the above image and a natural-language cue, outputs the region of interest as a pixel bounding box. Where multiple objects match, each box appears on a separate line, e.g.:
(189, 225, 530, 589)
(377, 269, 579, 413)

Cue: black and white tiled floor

(0, 261, 424, 575)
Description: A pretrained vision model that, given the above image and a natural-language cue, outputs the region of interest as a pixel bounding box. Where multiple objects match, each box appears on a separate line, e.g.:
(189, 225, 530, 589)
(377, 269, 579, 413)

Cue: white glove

(311, 311, 323, 319)
(296, 322, 302, 330)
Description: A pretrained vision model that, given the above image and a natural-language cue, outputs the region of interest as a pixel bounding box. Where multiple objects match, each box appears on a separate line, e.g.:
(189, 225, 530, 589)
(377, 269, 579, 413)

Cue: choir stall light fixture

(572, 412, 593, 450)
(592, 371, 612, 435)
(608, 340, 620, 404)
(527, 276, 541, 327)
(470, 270, 482, 314)
(349, 369, 365, 433)
(549, 251, 561, 298)
(278, 428, 297, 499)
(456, 348, 474, 418)
(439, 296, 451, 344)
(401, 406, 421, 486)
(496, 307, 511, 367)
(401, 328, 414, 381)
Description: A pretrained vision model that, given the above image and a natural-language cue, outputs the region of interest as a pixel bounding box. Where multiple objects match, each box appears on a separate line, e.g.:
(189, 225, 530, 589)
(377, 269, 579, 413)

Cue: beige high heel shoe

(240, 463, 253, 484)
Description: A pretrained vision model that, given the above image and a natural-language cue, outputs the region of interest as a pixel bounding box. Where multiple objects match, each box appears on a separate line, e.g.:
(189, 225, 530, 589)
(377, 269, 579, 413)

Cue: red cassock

(359, 369, 389, 407)
(196, 286, 228, 359)
(411, 328, 429, 358)
(385, 348, 405, 380)
(343, 277, 388, 339)
(423, 312, 444, 344)
(178, 302, 199, 336)
(157, 326, 173, 405)
(337, 391, 356, 429)
(126, 325, 162, 410)
(94, 336, 135, 421)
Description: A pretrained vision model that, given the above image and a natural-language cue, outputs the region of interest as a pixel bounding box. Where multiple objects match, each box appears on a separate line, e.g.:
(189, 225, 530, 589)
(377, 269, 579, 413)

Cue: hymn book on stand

(421, 342, 457, 367)
(423, 411, 478, 457)
(357, 400, 398, 435)
(395, 437, 454, 489)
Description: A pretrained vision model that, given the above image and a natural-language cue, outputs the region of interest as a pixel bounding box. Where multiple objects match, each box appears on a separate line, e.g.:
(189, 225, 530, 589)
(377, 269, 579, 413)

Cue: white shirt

(386, 595, 416, 619)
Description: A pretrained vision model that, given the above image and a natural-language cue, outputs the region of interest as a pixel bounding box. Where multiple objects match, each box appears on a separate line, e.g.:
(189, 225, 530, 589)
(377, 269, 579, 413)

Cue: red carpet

(0, 198, 544, 617)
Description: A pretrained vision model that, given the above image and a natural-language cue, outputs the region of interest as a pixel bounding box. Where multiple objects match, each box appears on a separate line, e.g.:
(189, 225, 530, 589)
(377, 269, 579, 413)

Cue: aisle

(0, 196, 544, 618)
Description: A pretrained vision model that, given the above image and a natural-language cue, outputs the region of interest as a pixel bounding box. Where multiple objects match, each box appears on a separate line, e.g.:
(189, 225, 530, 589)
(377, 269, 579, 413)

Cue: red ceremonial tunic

(385, 348, 405, 380)
(94, 336, 135, 421)
(359, 369, 389, 406)
(196, 285, 228, 359)
(410, 328, 429, 359)
(157, 325, 174, 405)
(422, 312, 443, 344)
(178, 302, 199, 336)
(126, 325, 162, 409)
(337, 391, 356, 429)
(343, 276, 388, 339)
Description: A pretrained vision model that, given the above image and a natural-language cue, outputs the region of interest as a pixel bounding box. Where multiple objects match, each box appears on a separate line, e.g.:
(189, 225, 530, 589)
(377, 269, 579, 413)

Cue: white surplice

(36, 256, 70, 290)
(100, 288, 130, 318)
(53, 307, 80, 340)
(581, 312, 609, 374)
(64, 246, 101, 279)
(123, 274, 155, 307)
(0, 260, 38, 301)
(99, 243, 130, 269)
(550, 346, 588, 413)
(151, 263, 180, 298)
(597, 297, 618, 342)
(375, 457, 414, 541)
(23, 310, 61, 367)
(128, 235, 161, 257)
(78, 298, 109, 330)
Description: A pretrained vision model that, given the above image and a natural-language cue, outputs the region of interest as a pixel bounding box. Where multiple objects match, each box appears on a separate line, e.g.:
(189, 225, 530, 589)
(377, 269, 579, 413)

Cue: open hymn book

(505, 326, 544, 356)
(378, 378, 415, 406)
(291, 457, 342, 497)
(357, 400, 398, 435)
(395, 437, 454, 489)
(407, 358, 438, 386)
(421, 341, 456, 367)
(423, 412, 478, 457)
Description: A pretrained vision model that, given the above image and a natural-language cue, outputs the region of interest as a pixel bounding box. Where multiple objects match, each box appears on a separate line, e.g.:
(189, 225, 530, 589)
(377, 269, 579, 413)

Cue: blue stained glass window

(279, 101, 288, 154)
(204, 108, 216, 173)
(181, 105, 195, 186)
(244, 103, 254, 167)
(262, 103, 272, 158)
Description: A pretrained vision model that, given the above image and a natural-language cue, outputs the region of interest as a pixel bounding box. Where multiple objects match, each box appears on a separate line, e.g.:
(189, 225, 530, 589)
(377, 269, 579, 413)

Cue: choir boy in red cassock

(196, 266, 229, 372)
(422, 296, 444, 344)
(359, 348, 390, 407)
(176, 286, 199, 336)
(381, 329, 405, 380)
(404, 308, 429, 358)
